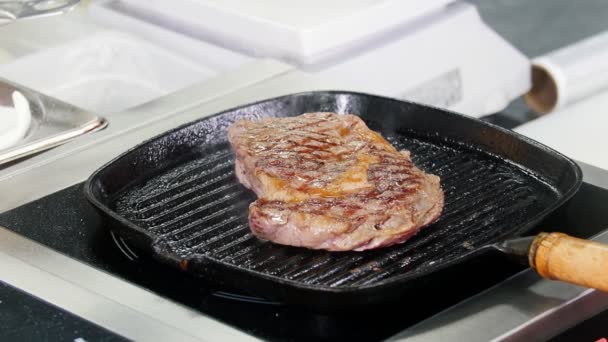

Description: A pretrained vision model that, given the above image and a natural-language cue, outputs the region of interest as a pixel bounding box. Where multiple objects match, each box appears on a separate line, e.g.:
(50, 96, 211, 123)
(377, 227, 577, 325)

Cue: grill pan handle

(530, 232, 608, 291)
(497, 233, 608, 291)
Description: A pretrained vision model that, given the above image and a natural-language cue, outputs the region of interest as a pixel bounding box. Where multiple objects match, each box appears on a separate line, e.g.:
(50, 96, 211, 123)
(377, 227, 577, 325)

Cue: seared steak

(227, 112, 443, 251)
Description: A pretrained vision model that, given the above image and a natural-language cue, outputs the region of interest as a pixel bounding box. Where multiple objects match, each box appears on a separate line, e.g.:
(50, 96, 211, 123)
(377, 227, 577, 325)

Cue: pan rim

(83, 90, 583, 294)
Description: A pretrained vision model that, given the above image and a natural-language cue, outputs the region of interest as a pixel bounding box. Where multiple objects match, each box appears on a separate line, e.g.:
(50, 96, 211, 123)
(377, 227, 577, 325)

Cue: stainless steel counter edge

(386, 161, 608, 342)
(0, 226, 259, 342)
(0, 58, 292, 182)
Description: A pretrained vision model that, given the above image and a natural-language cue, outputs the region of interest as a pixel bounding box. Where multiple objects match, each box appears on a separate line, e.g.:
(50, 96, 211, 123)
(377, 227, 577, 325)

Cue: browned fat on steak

(227, 112, 443, 251)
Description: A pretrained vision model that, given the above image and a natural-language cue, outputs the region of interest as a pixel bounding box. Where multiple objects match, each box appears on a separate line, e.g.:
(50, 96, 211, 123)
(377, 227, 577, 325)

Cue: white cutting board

(515, 91, 608, 171)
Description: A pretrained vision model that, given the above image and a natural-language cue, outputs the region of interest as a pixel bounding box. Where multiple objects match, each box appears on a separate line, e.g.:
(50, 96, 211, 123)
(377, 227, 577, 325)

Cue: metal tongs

(0, 0, 80, 26)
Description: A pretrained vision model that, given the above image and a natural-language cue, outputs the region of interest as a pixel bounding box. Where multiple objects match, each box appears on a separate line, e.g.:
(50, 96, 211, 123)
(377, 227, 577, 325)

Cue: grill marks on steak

(227, 112, 444, 251)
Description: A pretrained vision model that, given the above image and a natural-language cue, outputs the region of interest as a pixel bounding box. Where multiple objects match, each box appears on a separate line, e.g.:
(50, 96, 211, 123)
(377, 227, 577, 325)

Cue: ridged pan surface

(85, 92, 581, 307)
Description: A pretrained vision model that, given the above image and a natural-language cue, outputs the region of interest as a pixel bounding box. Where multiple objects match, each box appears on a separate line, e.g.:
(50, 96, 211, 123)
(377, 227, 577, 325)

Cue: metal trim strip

(0, 226, 259, 342)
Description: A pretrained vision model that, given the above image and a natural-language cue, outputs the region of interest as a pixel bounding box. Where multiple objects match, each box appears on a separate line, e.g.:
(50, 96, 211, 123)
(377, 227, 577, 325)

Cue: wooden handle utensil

(529, 232, 608, 291)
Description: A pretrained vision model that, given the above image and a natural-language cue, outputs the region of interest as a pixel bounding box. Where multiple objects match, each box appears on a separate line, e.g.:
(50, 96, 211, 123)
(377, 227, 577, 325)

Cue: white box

(316, 2, 530, 117)
(107, 0, 530, 117)
(118, 0, 453, 65)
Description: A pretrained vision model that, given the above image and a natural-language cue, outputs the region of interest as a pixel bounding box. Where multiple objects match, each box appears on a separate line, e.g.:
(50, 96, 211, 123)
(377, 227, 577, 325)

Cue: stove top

(0, 280, 127, 342)
(1, 180, 607, 341)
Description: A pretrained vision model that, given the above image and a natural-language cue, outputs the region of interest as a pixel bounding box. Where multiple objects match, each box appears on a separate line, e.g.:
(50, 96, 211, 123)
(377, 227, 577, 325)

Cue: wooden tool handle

(529, 232, 608, 291)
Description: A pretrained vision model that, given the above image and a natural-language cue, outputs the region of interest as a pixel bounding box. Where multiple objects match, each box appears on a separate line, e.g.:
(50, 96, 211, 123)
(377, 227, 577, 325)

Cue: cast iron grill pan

(85, 92, 581, 309)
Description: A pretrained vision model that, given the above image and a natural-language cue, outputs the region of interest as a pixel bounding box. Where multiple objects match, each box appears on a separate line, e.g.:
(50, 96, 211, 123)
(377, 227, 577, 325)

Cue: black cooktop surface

(1, 181, 608, 341)
(0, 280, 127, 342)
